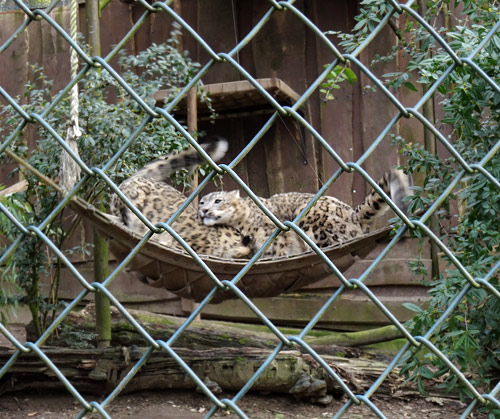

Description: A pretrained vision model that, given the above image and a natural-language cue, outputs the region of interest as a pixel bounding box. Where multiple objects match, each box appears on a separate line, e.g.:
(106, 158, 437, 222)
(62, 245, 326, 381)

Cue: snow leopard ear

(227, 190, 240, 199)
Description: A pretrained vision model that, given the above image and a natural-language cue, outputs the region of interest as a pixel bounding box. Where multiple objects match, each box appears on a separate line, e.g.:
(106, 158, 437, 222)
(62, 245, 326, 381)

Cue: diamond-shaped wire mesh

(0, 0, 499, 417)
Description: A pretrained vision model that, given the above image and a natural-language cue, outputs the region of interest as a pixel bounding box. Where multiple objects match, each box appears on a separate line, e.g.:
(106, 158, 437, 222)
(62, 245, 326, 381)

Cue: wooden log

(47, 306, 281, 350)
(3, 308, 444, 400)
(45, 307, 402, 350)
(308, 325, 404, 347)
(0, 346, 405, 399)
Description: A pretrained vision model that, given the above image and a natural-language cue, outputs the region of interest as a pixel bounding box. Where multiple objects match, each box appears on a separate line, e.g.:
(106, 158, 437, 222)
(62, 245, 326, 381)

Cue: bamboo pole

(86, 0, 111, 348)
(418, 0, 440, 280)
(187, 88, 198, 197)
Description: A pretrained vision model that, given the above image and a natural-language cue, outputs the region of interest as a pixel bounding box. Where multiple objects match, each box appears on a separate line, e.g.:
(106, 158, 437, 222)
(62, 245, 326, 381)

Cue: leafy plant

(319, 63, 358, 102)
(0, 187, 26, 325)
(337, 0, 500, 412)
(0, 25, 210, 337)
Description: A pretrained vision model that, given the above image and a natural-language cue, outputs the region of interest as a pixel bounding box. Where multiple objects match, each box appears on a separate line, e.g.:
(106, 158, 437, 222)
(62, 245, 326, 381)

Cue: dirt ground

(0, 388, 485, 418)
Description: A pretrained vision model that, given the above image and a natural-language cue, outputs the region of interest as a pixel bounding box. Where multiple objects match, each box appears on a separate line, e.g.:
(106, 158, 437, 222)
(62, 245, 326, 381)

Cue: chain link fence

(0, 0, 499, 417)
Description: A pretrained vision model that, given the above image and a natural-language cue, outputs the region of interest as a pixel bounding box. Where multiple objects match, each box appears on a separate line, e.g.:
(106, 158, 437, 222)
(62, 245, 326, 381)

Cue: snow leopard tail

(354, 169, 412, 230)
(133, 135, 228, 183)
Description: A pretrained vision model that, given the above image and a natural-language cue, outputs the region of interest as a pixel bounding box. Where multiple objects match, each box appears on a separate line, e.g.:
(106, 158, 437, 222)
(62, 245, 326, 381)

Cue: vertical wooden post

(187, 87, 198, 199)
(174, 0, 201, 318)
(87, 0, 111, 348)
(183, 87, 201, 319)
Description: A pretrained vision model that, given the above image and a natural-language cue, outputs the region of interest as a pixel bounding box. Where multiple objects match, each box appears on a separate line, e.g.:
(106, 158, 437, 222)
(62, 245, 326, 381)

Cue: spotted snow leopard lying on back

(198, 170, 412, 258)
(110, 137, 252, 259)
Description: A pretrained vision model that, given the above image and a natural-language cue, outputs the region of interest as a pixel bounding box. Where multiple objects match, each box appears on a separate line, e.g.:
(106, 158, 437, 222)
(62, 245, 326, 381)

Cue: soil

(0, 389, 483, 418)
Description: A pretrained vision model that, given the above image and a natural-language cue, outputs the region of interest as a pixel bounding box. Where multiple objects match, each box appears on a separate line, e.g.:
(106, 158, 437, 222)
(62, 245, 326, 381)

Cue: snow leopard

(198, 170, 412, 258)
(110, 137, 252, 259)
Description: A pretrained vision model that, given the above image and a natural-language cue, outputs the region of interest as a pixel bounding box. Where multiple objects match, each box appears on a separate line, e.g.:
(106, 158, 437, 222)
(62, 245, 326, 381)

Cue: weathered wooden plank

(356, 23, 402, 203)
(196, 0, 240, 83)
(97, 2, 135, 60)
(248, 0, 319, 194)
(302, 237, 433, 290)
(202, 288, 426, 331)
(307, 0, 357, 204)
(155, 78, 301, 116)
(242, 115, 274, 197)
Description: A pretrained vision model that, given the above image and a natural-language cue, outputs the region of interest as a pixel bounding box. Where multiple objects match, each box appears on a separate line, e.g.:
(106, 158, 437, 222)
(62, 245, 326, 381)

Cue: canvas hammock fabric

(70, 197, 392, 304)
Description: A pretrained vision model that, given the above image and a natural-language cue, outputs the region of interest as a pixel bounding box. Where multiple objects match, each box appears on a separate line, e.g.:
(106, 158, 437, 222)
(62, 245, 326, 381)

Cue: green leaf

(344, 68, 358, 85)
(402, 302, 423, 313)
(404, 81, 418, 92)
(418, 365, 435, 379)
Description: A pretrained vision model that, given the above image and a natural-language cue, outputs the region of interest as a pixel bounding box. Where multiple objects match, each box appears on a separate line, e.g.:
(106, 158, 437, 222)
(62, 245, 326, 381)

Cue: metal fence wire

(1, 0, 500, 418)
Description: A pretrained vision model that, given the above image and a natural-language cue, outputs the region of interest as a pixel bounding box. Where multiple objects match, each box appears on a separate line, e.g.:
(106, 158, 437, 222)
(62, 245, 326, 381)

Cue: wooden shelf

(154, 78, 300, 117)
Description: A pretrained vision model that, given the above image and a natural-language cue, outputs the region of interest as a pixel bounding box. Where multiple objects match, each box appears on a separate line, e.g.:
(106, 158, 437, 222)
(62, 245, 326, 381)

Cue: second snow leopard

(198, 170, 412, 258)
(110, 137, 252, 259)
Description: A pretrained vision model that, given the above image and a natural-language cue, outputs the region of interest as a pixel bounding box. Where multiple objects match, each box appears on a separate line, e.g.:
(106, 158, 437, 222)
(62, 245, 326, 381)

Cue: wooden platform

(154, 78, 301, 117)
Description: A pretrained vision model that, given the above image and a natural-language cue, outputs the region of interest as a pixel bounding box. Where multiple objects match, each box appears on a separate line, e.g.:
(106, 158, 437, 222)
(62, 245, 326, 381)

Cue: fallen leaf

(425, 397, 445, 406)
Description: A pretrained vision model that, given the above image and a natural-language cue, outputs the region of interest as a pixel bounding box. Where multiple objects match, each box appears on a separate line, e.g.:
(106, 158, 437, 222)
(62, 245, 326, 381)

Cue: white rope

(60, 0, 82, 192)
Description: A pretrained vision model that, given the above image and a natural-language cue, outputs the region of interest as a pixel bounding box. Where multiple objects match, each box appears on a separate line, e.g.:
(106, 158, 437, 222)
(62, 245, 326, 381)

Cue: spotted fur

(198, 169, 412, 258)
(110, 137, 252, 259)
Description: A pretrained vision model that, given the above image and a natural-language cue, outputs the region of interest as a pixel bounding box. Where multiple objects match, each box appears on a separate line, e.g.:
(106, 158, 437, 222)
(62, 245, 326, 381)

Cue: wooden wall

(186, 0, 413, 202)
(0, 0, 425, 199)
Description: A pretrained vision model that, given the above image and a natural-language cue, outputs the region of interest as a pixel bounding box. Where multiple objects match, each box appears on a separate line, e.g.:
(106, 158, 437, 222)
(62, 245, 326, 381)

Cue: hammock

(70, 197, 392, 304)
(56, 77, 394, 304)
